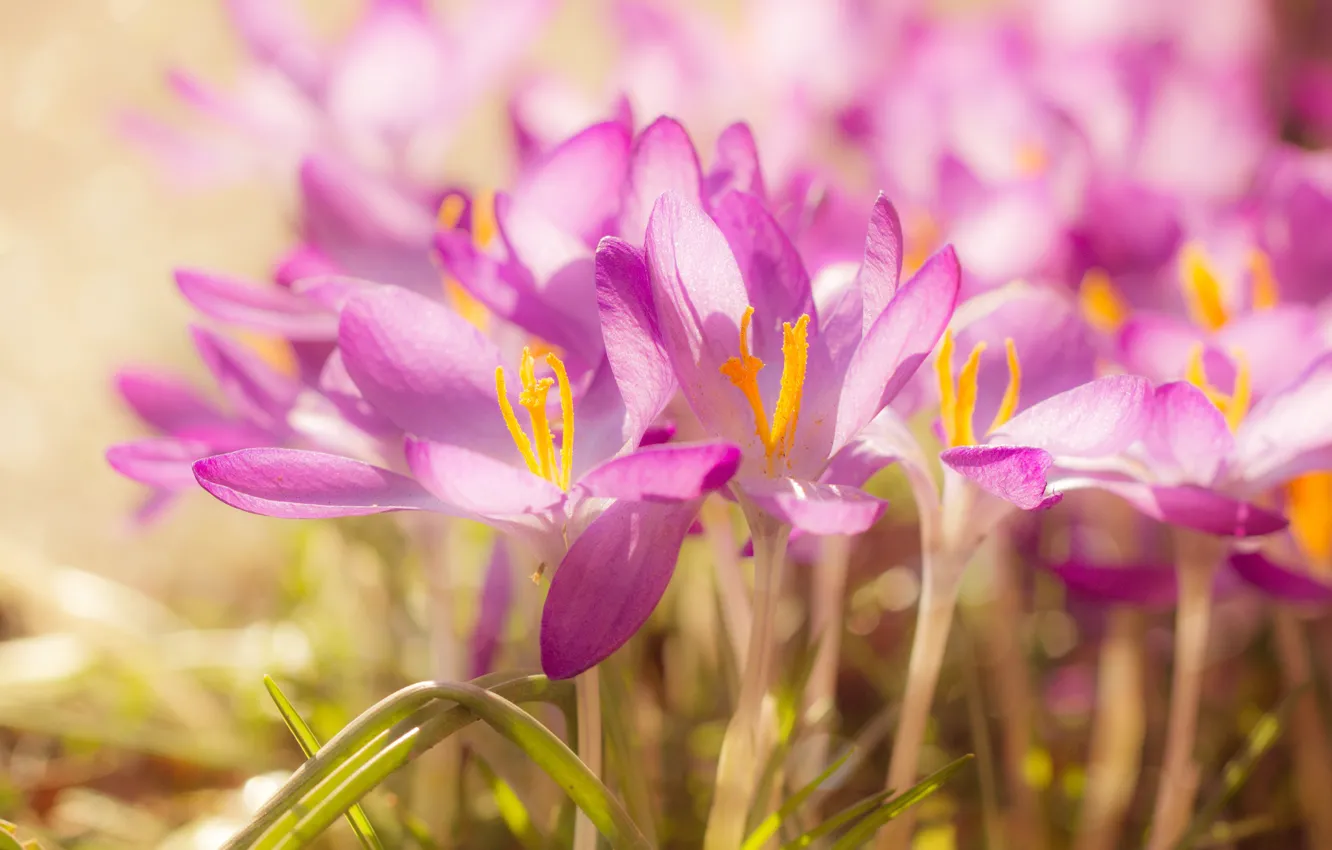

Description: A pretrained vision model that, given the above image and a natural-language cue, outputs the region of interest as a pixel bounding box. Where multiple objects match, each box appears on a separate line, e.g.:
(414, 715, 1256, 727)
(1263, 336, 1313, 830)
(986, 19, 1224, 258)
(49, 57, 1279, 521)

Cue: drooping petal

(1052, 475, 1288, 538)
(858, 193, 904, 334)
(1049, 560, 1180, 608)
(190, 326, 299, 435)
(1144, 382, 1234, 486)
(989, 375, 1152, 459)
(596, 238, 676, 447)
(114, 368, 228, 434)
(1229, 550, 1332, 603)
(1232, 353, 1332, 489)
(576, 441, 740, 501)
(740, 478, 888, 535)
(405, 438, 565, 518)
(108, 438, 216, 490)
(832, 246, 961, 453)
(541, 498, 701, 679)
(273, 243, 341, 287)
(618, 116, 703, 240)
(470, 539, 515, 677)
(644, 192, 754, 443)
(338, 286, 514, 458)
(705, 122, 766, 202)
(194, 448, 451, 517)
(175, 269, 339, 340)
(512, 121, 632, 246)
(941, 445, 1062, 511)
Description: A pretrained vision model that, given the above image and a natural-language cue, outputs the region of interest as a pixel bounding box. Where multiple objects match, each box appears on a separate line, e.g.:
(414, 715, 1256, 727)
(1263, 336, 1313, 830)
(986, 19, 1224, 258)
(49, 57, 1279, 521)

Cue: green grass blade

(828, 754, 974, 850)
(781, 790, 896, 849)
(743, 746, 854, 850)
(472, 753, 544, 850)
(271, 729, 421, 850)
(264, 676, 382, 850)
(1172, 686, 1304, 850)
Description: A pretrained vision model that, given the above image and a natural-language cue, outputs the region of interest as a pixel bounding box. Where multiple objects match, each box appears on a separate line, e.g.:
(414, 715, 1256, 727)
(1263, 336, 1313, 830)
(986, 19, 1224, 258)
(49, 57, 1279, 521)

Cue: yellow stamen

(1184, 344, 1251, 431)
(719, 306, 811, 473)
(987, 338, 1022, 435)
(495, 347, 576, 489)
(1015, 141, 1048, 176)
(953, 341, 987, 447)
(1248, 248, 1279, 311)
(471, 190, 498, 249)
(1078, 269, 1129, 334)
(1179, 242, 1229, 331)
(1287, 472, 1332, 574)
(496, 365, 540, 476)
(936, 329, 958, 446)
(904, 211, 940, 276)
(547, 353, 575, 490)
(437, 194, 466, 229)
(445, 279, 490, 332)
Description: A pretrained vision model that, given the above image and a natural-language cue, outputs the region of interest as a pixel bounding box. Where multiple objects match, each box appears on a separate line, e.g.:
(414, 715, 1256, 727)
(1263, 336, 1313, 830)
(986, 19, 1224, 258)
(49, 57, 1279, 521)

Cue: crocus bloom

(628, 189, 960, 536)
(193, 284, 742, 678)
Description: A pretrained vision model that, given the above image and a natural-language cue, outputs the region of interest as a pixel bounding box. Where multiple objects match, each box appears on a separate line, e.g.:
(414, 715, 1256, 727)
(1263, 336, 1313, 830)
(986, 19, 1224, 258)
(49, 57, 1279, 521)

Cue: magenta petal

(1055, 476, 1288, 538)
(338, 286, 512, 456)
(1233, 352, 1332, 488)
(290, 275, 381, 311)
(194, 448, 449, 517)
(858, 193, 904, 333)
(833, 246, 960, 452)
(1145, 382, 1233, 485)
(405, 438, 565, 518)
(705, 122, 765, 202)
(175, 268, 338, 340)
(115, 368, 227, 434)
(991, 375, 1152, 458)
(1049, 560, 1180, 608)
(541, 499, 700, 678)
(596, 237, 675, 447)
(108, 438, 214, 490)
(1116, 313, 1203, 385)
(741, 478, 887, 535)
(470, 539, 515, 678)
(711, 189, 817, 342)
(619, 116, 703, 240)
(941, 445, 1061, 511)
(513, 121, 632, 246)
(576, 441, 740, 501)
(190, 326, 299, 434)
(1229, 551, 1332, 602)
(223, 0, 325, 94)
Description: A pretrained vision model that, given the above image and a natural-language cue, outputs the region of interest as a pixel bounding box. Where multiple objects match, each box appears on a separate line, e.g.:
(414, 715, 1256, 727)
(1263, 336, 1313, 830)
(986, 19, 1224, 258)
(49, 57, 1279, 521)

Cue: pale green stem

(876, 549, 966, 850)
(703, 507, 790, 850)
(574, 668, 603, 850)
(1146, 531, 1220, 850)
(794, 533, 853, 787)
(1074, 608, 1146, 850)
(1272, 608, 1332, 848)
(703, 500, 753, 671)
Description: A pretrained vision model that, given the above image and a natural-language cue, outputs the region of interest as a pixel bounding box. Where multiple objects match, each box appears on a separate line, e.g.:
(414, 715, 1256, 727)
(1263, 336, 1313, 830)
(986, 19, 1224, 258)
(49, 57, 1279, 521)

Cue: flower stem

(1146, 531, 1221, 850)
(1271, 607, 1332, 848)
(1075, 608, 1146, 850)
(702, 499, 753, 671)
(574, 668, 603, 850)
(794, 533, 853, 787)
(703, 506, 790, 850)
(876, 549, 965, 850)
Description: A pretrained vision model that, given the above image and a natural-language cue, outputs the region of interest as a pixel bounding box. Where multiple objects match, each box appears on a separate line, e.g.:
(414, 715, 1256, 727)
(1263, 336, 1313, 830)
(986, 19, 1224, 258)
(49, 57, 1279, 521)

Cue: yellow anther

(719, 306, 811, 473)
(1287, 472, 1332, 574)
(1078, 269, 1129, 334)
(1248, 248, 1279, 311)
(445, 280, 490, 332)
(437, 193, 466, 229)
(495, 347, 575, 488)
(953, 341, 987, 447)
(1179, 242, 1229, 331)
(471, 190, 498, 249)
(1184, 344, 1251, 432)
(987, 338, 1022, 435)
(936, 329, 959, 446)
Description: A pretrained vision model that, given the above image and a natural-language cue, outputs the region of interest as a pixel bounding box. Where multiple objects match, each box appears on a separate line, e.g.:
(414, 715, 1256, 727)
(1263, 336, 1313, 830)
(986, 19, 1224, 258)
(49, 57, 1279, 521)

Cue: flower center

(1287, 472, 1332, 574)
(935, 328, 1022, 448)
(496, 347, 574, 490)
(1184, 344, 1250, 432)
(438, 191, 497, 332)
(719, 306, 810, 474)
(1077, 269, 1130, 334)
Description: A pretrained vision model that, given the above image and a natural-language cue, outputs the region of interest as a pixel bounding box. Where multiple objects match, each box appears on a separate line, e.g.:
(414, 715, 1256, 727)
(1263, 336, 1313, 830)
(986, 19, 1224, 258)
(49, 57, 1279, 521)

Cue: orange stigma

(1179, 243, 1230, 331)
(1248, 248, 1279, 311)
(720, 306, 810, 474)
(936, 329, 1022, 447)
(496, 347, 575, 490)
(1287, 472, 1332, 575)
(1184, 344, 1250, 432)
(1078, 269, 1130, 334)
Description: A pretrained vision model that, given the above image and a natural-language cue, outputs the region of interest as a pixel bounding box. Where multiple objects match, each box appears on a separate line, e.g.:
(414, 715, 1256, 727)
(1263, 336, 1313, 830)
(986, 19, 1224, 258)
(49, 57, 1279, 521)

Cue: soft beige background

(0, 0, 615, 615)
